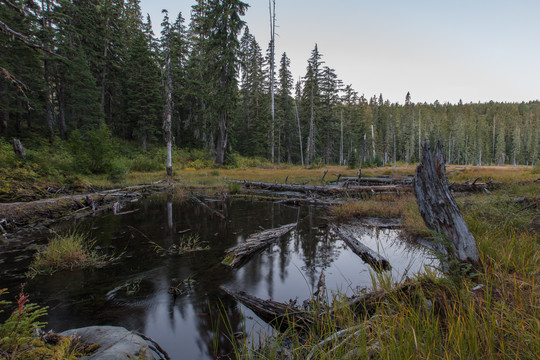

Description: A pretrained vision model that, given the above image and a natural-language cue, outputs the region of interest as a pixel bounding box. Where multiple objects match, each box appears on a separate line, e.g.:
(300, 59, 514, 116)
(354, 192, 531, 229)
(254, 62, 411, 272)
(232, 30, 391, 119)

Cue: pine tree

(302, 44, 323, 165)
(204, 0, 248, 164)
(123, 11, 163, 150)
(276, 52, 294, 163)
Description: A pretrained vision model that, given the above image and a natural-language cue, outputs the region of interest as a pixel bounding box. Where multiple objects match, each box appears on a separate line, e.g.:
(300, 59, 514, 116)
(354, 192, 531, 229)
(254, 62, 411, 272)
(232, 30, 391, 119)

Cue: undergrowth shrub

(0, 286, 91, 359)
(69, 124, 116, 174)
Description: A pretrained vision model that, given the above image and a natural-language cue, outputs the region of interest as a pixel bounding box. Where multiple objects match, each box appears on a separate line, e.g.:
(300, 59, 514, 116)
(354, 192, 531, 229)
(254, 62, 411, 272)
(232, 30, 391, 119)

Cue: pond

(0, 194, 437, 359)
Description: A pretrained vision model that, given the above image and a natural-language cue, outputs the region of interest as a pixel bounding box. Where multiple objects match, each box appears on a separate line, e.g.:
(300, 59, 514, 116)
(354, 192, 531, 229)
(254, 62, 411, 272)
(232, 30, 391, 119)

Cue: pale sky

(140, 0, 540, 104)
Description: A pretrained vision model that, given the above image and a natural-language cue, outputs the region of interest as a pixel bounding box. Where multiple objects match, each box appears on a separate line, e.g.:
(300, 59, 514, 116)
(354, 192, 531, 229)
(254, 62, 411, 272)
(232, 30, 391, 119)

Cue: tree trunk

(295, 100, 304, 166)
(269, 0, 276, 163)
(414, 140, 479, 263)
(215, 112, 228, 165)
(164, 31, 173, 177)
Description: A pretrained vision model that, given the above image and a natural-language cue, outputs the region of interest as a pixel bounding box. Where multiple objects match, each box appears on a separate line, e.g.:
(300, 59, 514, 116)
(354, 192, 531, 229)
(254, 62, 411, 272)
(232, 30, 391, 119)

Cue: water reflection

(0, 194, 436, 359)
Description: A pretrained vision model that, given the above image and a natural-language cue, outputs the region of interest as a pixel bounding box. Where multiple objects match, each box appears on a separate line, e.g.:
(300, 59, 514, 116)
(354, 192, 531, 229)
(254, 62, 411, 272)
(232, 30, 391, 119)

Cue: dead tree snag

(414, 140, 479, 263)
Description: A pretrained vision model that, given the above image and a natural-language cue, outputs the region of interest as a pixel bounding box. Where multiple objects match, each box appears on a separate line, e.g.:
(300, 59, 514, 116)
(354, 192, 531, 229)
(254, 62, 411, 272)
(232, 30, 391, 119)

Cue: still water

(0, 194, 436, 359)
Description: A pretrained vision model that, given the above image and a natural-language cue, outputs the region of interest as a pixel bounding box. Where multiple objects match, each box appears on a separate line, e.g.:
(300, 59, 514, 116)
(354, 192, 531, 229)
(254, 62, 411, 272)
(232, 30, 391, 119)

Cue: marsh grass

(330, 194, 429, 237)
(28, 231, 115, 277)
(227, 183, 539, 359)
(150, 233, 209, 256)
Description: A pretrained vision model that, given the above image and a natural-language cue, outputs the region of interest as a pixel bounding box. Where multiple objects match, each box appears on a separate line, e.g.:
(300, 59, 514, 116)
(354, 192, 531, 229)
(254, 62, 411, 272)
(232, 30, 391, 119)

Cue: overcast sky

(140, 0, 540, 104)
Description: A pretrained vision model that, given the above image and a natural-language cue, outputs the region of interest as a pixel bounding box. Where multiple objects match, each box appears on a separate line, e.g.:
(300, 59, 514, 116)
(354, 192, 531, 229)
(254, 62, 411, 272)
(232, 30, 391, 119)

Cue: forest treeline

(2, 0, 539, 167)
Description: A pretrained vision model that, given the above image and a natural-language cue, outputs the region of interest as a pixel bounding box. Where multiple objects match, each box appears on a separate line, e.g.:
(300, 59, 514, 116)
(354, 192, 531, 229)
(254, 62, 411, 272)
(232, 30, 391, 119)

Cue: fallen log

(189, 196, 226, 219)
(222, 222, 297, 268)
(331, 224, 391, 271)
(336, 177, 413, 186)
(449, 182, 497, 192)
(0, 183, 167, 229)
(274, 197, 339, 207)
(236, 181, 410, 196)
(220, 286, 314, 334)
(414, 140, 479, 263)
(345, 281, 418, 316)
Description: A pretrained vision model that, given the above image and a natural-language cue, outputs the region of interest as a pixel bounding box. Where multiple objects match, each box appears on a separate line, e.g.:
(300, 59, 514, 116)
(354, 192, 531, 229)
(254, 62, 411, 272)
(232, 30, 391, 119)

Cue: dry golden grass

(330, 193, 430, 236)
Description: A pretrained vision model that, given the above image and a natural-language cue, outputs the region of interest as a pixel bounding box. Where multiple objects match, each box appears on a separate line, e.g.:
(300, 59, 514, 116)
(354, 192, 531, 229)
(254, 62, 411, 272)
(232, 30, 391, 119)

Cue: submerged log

(220, 286, 314, 334)
(222, 222, 297, 268)
(331, 224, 391, 271)
(414, 140, 479, 263)
(189, 196, 226, 219)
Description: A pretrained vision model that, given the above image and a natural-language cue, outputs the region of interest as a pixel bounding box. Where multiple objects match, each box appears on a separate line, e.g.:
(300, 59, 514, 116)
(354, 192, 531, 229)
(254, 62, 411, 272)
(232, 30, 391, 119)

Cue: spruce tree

(204, 0, 248, 164)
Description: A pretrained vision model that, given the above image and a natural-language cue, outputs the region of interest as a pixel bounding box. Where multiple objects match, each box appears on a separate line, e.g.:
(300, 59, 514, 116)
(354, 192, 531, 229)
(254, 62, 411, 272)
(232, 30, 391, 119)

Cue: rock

(60, 326, 154, 360)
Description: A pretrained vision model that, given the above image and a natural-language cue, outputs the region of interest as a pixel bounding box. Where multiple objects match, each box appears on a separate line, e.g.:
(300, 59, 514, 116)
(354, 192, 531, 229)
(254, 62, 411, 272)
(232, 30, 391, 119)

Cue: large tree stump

(414, 140, 479, 263)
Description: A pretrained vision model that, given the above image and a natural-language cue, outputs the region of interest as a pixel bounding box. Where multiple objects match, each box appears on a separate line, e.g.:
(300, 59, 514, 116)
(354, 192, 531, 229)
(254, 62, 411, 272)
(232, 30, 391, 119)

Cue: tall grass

(224, 184, 539, 359)
(28, 231, 114, 277)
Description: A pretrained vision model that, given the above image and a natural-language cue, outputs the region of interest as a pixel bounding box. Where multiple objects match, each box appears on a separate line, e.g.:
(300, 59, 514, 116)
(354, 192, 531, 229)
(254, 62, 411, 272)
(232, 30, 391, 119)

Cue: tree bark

(220, 286, 314, 334)
(222, 222, 296, 268)
(414, 140, 479, 263)
(237, 181, 409, 195)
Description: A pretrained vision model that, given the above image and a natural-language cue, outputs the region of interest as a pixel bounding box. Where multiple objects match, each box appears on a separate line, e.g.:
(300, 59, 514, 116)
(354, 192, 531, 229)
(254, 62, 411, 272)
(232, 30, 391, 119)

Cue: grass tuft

(28, 231, 116, 277)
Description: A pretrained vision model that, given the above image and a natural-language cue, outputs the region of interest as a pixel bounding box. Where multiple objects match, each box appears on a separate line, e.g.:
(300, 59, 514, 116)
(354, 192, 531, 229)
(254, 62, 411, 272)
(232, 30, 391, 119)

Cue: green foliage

(0, 287, 89, 359)
(227, 182, 241, 193)
(347, 153, 359, 169)
(150, 233, 209, 256)
(129, 150, 165, 172)
(69, 124, 116, 174)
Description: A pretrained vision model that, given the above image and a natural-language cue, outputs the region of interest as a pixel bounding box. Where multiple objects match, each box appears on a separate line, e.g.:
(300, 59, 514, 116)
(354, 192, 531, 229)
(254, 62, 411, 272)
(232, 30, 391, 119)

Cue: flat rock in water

(60, 326, 154, 360)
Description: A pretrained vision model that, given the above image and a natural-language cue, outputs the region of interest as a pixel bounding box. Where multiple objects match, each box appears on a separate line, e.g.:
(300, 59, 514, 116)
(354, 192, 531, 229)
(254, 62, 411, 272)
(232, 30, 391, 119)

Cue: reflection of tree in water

(297, 207, 342, 288)
(192, 295, 245, 359)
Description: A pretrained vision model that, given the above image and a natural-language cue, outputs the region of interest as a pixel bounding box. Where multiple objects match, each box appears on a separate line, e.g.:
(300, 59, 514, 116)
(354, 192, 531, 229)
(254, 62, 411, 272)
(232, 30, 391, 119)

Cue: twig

(127, 225, 152, 242)
(321, 169, 329, 185)
(0, 219, 8, 239)
(136, 332, 171, 360)
(189, 196, 226, 219)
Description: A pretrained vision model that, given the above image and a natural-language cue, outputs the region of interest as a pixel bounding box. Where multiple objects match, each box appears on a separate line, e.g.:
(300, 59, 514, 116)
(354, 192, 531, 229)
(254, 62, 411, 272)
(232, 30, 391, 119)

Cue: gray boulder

(61, 326, 154, 360)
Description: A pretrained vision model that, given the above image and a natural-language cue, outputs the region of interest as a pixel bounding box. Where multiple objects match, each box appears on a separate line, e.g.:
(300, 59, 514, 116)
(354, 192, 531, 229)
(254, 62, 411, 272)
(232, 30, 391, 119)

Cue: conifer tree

(204, 0, 248, 164)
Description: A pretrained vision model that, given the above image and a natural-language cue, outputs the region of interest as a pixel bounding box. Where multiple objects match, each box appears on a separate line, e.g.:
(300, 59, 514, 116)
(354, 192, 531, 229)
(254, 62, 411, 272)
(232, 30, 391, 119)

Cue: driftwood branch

(220, 286, 314, 334)
(331, 224, 391, 271)
(222, 223, 296, 268)
(136, 332, 171, 360)
(414, 140, 479, 263)
(189, 196, 226, 219)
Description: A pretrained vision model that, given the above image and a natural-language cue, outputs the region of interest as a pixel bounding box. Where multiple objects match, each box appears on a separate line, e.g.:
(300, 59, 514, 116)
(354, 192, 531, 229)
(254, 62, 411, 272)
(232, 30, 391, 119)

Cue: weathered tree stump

(414, 140, 479, 263)
(12, 138, 26, 158)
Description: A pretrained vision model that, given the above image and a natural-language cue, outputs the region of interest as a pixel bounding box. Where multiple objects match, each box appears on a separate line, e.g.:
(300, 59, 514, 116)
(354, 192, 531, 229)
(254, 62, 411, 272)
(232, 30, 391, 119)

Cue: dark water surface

(0, 194, 436, 359)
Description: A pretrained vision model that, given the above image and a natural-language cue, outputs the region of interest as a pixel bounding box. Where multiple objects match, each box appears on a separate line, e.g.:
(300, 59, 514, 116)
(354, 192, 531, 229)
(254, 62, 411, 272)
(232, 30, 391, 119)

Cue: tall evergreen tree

(204, 0, 248, 164)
